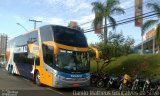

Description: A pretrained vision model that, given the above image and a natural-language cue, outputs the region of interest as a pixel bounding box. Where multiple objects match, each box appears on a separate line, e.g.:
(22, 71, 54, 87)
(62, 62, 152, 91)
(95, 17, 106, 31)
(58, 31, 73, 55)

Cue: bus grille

(64, 78, 89, 81)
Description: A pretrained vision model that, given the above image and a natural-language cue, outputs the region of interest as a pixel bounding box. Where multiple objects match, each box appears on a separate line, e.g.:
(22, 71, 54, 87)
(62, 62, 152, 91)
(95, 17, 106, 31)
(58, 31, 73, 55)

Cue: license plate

(72, 84, 80, 86)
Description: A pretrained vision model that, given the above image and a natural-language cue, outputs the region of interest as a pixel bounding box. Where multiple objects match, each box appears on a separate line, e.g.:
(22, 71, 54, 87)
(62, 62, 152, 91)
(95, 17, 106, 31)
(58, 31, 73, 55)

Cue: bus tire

(8, 65, 12, 74)
(33, 70, 37, 84)
(10, 65, 13, 74)
(8, 65, 10, 73)
(35, 71, 41, 86)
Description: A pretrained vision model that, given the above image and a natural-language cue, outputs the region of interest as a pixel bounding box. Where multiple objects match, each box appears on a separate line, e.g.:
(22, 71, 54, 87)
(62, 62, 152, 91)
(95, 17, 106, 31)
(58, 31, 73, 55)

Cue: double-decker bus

(6, 25, 99, 88)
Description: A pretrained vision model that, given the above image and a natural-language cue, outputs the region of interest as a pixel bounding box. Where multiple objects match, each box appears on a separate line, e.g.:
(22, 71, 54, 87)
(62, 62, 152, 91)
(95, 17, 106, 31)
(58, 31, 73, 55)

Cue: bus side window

(42, 44, 55, 68)
(35, 57, 40, 66)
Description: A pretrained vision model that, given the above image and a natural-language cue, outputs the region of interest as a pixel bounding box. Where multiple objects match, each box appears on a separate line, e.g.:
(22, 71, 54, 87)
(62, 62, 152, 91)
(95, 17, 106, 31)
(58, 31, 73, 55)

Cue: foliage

(96, 32, 134, 59)
(142, 2, 160, 44)
(91, 0, 125, 44)
(90, 54, 160, 79)
(90, 32, 134, 72)
(156, 23, 160, 42)
(106, 54, 160, 79)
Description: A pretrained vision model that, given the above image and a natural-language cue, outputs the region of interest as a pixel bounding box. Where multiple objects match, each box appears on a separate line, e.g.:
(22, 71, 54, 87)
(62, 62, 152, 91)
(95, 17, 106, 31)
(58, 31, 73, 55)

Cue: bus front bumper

(53, 77, 90, 88)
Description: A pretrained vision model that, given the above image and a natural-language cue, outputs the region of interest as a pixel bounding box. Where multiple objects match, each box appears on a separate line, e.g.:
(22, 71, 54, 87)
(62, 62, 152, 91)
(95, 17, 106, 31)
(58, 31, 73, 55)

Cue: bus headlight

(60, 76, 65, 80)
(56, 74, 65, 80)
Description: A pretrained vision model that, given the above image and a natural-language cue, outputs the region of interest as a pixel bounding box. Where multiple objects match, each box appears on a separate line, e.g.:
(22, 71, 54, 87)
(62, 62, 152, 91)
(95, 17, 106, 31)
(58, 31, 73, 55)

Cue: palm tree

(91, 0, 125, 45)
(142, 3, 160, 53)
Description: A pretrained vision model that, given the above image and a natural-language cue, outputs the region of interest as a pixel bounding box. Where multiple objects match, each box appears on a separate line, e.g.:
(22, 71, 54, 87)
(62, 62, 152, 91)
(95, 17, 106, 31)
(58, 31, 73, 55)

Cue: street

(0, 66, 91, 96)
(0, 0, 160, 96)
(2, 66, 159, 96)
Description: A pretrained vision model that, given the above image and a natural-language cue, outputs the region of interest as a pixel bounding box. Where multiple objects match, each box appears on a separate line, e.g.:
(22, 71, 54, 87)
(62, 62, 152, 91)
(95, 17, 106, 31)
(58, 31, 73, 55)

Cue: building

(0, 34, 8, 61)
(134, 27, 159, 54)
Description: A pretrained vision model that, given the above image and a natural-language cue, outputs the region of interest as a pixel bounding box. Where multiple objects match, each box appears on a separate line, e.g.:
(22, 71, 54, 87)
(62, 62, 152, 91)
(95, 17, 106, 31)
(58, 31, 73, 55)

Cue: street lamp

(16, 23, 29, 32)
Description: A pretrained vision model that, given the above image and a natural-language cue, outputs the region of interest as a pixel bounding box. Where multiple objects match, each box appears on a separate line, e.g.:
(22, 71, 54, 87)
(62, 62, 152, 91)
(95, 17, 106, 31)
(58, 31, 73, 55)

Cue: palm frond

(92, 14, 103, 30)
(155, 23, 160, 43)
(106, 0, 120, 8)
(142, 19, 159, 35)
(92, 18, 98, 29)
(110, 6, 125, 15)
(91, 1, 104, 30)
(105, 0, 122, 16)
(108, 16, 116, 30)
(146, 3, 160, 18)
(91, 2, 104, 13)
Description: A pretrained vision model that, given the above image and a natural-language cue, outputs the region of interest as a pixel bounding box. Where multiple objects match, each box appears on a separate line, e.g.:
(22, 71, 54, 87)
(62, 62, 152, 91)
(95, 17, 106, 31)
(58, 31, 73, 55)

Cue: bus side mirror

(89, 47, 100, 59)
(54, 47, 59, 55)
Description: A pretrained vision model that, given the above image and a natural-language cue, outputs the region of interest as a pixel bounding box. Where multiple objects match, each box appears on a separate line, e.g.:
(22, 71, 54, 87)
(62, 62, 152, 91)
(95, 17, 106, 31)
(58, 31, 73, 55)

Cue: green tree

(91, 32, 134, 72)
(92, 32, 134, 59)
(142, 3, 160, 53)
(91, 0, 125, 45)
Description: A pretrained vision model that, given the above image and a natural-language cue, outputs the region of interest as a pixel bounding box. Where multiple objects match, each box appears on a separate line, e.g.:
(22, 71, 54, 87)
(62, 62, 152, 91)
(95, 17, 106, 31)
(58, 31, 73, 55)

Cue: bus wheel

(35, 71, 41, 86)
(8, 65, 10, 73)
(8, 65, 13, 74)
(10, 65, 13, 74)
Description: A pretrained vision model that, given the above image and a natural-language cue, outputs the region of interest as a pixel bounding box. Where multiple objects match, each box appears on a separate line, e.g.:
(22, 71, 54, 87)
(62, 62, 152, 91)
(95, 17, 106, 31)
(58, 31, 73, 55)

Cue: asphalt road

(1, 66, 160, 96)
(0, 66, 105, 96)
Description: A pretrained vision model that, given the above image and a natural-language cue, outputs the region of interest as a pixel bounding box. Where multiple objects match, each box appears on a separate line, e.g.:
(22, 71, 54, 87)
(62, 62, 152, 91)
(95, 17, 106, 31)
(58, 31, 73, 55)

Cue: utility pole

(141, 28, 144, 55)
(29, 19, 42, 29)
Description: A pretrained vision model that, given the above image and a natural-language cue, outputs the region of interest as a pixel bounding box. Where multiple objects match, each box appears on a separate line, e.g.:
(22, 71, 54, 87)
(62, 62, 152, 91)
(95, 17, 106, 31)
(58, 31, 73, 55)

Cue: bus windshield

(53, 26, 88, 47)
(56, 49, 90, 73)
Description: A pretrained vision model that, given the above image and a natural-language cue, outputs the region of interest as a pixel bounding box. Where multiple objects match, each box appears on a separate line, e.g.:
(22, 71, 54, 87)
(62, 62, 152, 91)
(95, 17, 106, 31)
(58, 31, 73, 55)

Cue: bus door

(41, 44, 56, 86)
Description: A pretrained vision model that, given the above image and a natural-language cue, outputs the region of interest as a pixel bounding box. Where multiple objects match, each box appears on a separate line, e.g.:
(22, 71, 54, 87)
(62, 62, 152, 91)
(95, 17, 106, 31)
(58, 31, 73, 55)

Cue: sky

(0, 0, 158, 45)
